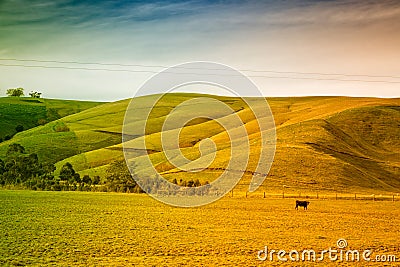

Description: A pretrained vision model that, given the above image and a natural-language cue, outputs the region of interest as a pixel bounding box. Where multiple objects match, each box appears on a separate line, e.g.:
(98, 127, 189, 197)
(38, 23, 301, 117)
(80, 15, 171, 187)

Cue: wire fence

(229, 190, 400, 202)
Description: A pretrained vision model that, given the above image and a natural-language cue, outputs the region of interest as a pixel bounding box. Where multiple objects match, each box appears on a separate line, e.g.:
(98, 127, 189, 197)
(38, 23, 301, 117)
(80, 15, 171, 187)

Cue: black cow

(295, 200, 310, 210)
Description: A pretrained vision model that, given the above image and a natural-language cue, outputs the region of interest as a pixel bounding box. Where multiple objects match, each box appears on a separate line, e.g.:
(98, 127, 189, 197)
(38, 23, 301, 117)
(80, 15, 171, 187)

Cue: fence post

(282, 191, 285, 199)
(263, 192, 266, 198)
(317, 193, 319, 199)
(336, 193, 338, 200)
(354, 193, 357, 200)
(246, 191, 248, 198)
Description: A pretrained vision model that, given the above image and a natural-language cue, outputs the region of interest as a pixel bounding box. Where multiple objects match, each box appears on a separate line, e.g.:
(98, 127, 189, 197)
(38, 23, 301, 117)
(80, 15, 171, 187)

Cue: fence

(229, 190, 400, 202)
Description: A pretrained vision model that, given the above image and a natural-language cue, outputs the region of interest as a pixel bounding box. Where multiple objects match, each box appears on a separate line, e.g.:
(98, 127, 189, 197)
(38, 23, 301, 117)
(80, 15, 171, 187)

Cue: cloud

(0, 0, 204, 28)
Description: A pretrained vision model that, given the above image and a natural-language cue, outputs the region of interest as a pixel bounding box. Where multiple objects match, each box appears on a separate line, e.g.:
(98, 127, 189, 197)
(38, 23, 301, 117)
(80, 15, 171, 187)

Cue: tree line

(5, 87, 42, 98)
(0, 144, 56, 190)
(0, 143, 209, 193)
(0, 143, 122, 191)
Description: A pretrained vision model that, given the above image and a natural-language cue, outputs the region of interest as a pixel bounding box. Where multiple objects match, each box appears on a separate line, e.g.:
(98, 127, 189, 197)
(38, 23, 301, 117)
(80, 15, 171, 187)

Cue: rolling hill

(0, 94, 398, 194)
(0, 97, 103, 141)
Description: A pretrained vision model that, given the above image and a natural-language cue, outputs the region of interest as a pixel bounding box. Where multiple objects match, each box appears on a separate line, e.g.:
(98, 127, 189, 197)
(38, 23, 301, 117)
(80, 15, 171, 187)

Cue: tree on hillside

(15, 125, 24, 133)
(82, 175, 92, 185)
(40, 162, 56, 180)
(1, 144, 46, 186)
(29, 91, 42, 98)
(105, 160, 141, 192)
(59, 162, 75, 181)
(73, 173, 81, 183)
(6, 143, 25, 156)
(6, 88, 24, 97)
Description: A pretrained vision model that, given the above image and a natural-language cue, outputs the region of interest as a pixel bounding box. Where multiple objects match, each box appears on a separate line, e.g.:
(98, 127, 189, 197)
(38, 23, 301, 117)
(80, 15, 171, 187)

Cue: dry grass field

(1, 190, 399, 266)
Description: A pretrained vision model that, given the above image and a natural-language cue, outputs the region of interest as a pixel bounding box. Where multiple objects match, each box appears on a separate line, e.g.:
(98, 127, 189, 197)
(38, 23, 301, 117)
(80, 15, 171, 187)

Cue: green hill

(0, 97, 103, 142)
(0, 94, 398, 194)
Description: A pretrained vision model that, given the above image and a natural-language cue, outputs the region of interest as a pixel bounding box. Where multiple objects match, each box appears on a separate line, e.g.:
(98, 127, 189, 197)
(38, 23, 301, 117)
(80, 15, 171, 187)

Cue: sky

(0, 0, 399, 101)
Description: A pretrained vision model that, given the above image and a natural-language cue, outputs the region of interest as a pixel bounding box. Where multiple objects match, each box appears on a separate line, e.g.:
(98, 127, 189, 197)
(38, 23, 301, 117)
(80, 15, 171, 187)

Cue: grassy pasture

(1, 190, 399, 266)
(0, 97, 102, 138)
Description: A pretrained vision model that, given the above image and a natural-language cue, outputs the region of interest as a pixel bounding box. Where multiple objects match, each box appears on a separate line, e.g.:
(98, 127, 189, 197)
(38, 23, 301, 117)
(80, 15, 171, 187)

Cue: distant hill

(0, 97, 103, 142)
(0, 94, 398, 194)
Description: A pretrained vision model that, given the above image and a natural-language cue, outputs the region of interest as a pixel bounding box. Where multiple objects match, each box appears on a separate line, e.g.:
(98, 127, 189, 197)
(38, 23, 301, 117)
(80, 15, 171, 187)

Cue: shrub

(38, 118, 47, 125)
(54, 124, 70, 132)
(15, 125, 24, 132)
